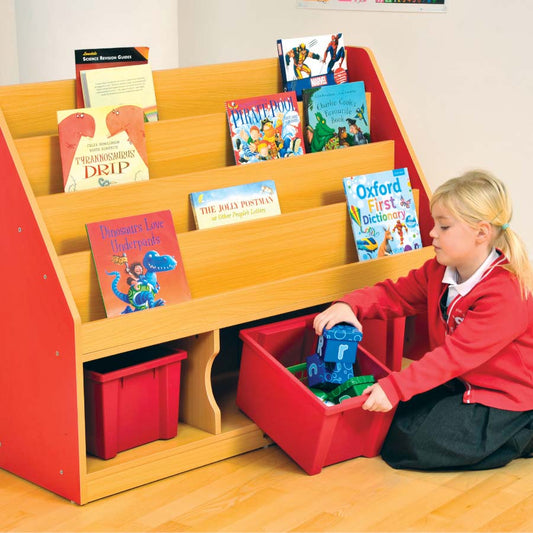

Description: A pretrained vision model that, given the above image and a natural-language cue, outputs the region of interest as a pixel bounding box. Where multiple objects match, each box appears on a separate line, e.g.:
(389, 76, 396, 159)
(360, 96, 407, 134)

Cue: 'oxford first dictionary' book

(225, 91, 305, 165)
(343, 168, 422, 262)
(277, 33, 348, 99)
(190, 180, 281, 229)
(57, 104, 149, 192)
(302, 81, 370, 152)
(86, 210, 191, 318)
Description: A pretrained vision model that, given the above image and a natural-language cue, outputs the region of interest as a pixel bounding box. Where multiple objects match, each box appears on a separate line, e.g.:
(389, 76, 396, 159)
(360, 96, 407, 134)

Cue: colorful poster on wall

(296, 0, 446, 13)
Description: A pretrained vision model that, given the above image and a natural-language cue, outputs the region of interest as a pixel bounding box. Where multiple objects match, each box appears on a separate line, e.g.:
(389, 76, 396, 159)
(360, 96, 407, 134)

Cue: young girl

(314, 170, 533, 470)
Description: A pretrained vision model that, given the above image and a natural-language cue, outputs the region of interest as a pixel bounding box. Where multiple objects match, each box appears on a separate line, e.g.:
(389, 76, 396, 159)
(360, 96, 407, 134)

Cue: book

(190, 180, 281, 229)
(75, 46, 149, 108)
(80, 63, 158, 122)
(276, 33, 348, 99)
(343, 168, 423, 261)
(86, 209, 191, 317)
(57, 104, 149, 192)
(225, 91, 305, 165)
(302, 81, 370, 152)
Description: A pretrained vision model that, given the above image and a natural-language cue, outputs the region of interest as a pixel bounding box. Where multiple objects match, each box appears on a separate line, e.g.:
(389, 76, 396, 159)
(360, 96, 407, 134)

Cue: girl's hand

(313, 302, 362, 335)
(361, 384, 393, 412)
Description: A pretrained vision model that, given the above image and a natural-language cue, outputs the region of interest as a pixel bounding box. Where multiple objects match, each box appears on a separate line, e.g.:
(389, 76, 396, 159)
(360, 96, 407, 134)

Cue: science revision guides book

(57, 104, 149, 192)
(302, 81, 370, 152)
(75, 46, 149, 108)
(225, 91, 305, 165)
(86, 209, 191, 318)
(343, 168, 423, 262)
(190, 180, 281, 229)
(80, 63, 158, 122)
(277, 33, 348, 99)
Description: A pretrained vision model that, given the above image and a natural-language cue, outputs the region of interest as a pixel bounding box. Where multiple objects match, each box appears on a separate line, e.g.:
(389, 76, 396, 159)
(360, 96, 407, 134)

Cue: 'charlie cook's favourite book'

(302, 81, 370, 152)
(343, 168, 422, 261)
(277, 33, 348, 99)
(225, 91, 305, 165)
(86, 210, 191, 318)
(190, 180, 281, 229)
(57, 104, 149, 192)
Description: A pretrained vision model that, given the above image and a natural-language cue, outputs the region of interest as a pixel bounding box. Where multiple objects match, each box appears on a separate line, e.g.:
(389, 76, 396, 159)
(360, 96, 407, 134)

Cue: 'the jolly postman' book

(86, 210, 191, 317)
(190, 180, 281, 229)
(343, 168, 423, 261)
(225, 91, 305, 165)
(277, 33, 348, 99)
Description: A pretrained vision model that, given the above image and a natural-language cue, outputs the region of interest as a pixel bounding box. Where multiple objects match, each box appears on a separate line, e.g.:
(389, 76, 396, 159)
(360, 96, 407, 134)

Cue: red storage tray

(84, 345, 187, 459)
(237, 314, 397, 475)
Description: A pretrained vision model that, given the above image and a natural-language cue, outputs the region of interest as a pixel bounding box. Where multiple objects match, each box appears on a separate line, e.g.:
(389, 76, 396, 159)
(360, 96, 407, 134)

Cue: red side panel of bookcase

(347, 47, 432, 245)
(0, 127, 82, 503)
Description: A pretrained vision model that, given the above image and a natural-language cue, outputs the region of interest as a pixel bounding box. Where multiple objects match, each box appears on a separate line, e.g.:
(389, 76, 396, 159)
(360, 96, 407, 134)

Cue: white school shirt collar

(442, 248, 500, 306)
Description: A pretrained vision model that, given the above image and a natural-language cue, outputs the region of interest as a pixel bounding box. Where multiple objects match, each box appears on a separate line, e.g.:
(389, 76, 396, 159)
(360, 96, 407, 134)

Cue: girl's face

(429, 201, 486, 277)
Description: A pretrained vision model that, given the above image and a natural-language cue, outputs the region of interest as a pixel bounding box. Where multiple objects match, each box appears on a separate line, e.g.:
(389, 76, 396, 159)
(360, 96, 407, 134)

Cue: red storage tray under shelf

(84, 346, 187, 460)
(237, 313, 397, 475)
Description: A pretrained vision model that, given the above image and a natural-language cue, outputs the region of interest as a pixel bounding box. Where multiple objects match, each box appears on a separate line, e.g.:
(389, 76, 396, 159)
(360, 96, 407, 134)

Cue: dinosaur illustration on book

(107, 250, 178, 314)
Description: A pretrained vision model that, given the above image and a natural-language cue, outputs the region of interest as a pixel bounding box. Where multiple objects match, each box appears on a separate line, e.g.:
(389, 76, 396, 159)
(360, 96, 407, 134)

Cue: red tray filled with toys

(236, 313, 398, 475)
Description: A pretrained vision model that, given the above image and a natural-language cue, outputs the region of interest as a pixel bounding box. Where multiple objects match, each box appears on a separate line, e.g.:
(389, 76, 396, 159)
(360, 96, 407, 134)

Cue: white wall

(0, 0, 19, 85)
(2, 0, 532, 254)
(13, 0, 179, 83)
(178, 0, 533, 253)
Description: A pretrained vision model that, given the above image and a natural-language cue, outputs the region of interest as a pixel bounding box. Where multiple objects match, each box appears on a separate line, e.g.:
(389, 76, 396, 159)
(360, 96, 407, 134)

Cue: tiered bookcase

(0, 47, 433, 504)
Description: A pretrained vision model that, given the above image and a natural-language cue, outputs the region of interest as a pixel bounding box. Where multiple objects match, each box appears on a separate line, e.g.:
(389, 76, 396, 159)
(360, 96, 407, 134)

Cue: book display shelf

(0, 47, 434, 504)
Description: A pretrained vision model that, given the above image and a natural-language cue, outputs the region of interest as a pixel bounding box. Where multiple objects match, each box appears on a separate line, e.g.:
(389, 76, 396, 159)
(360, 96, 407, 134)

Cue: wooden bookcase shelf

(0, 47, 433, 504)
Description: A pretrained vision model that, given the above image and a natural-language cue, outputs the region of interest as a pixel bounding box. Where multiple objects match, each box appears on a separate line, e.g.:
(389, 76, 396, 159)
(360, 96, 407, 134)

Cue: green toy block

(329, 375, 376, 404)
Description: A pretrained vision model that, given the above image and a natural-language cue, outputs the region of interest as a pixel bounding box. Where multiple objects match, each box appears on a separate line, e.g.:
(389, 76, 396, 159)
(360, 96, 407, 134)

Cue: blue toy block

(306, 353, 327, 387)
(306, 353, 354, 388)
(324, 361, 354, 385)
(317, 323, 363, 364)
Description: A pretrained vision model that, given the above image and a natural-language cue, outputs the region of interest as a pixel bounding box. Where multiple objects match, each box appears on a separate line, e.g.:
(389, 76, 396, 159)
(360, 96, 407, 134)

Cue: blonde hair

(430, 170, 533, 298)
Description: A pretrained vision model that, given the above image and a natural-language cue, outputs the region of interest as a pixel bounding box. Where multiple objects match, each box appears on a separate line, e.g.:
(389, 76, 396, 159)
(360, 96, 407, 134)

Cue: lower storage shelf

(84, 384, 270, 503)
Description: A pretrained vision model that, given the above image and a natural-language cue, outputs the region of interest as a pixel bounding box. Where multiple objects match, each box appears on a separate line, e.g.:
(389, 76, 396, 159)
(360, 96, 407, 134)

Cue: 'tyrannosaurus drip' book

(343, 168, 422, 261)
(86, 210, 191, 317)
(57, 104, 149, 192)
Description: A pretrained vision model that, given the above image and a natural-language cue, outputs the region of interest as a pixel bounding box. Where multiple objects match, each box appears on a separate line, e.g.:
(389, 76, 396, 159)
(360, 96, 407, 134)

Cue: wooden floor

(3, 442, 533, 532)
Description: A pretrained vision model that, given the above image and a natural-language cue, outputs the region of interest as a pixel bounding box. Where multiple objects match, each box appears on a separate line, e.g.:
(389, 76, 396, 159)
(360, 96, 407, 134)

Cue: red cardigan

(339, 254, 533, 411)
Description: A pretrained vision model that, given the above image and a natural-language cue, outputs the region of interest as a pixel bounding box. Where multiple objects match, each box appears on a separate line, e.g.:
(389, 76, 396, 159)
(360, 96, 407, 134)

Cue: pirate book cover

(225, 91, 305, 165)
(276, 33, 348, 99)
(86, 209, 191, 317)
(343, 168, 422, 261)
(302, 81, 370, 153)
(57, 104, 149, 192)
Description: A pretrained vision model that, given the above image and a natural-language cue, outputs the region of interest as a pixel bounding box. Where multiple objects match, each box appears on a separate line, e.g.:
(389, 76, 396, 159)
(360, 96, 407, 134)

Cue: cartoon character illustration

(346, 118, 368, 146)
(107, 250, 178, 314)
(354, 104, 368, 127)
(392, 219, 408, 245)
(322, 33, 345, 73)
(308, 112, 336, 152)
(285, 42, 321, 79)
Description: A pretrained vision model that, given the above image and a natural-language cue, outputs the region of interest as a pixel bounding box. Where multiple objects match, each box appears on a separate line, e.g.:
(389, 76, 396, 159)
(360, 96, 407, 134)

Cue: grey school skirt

(381, 380, 533, 470)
